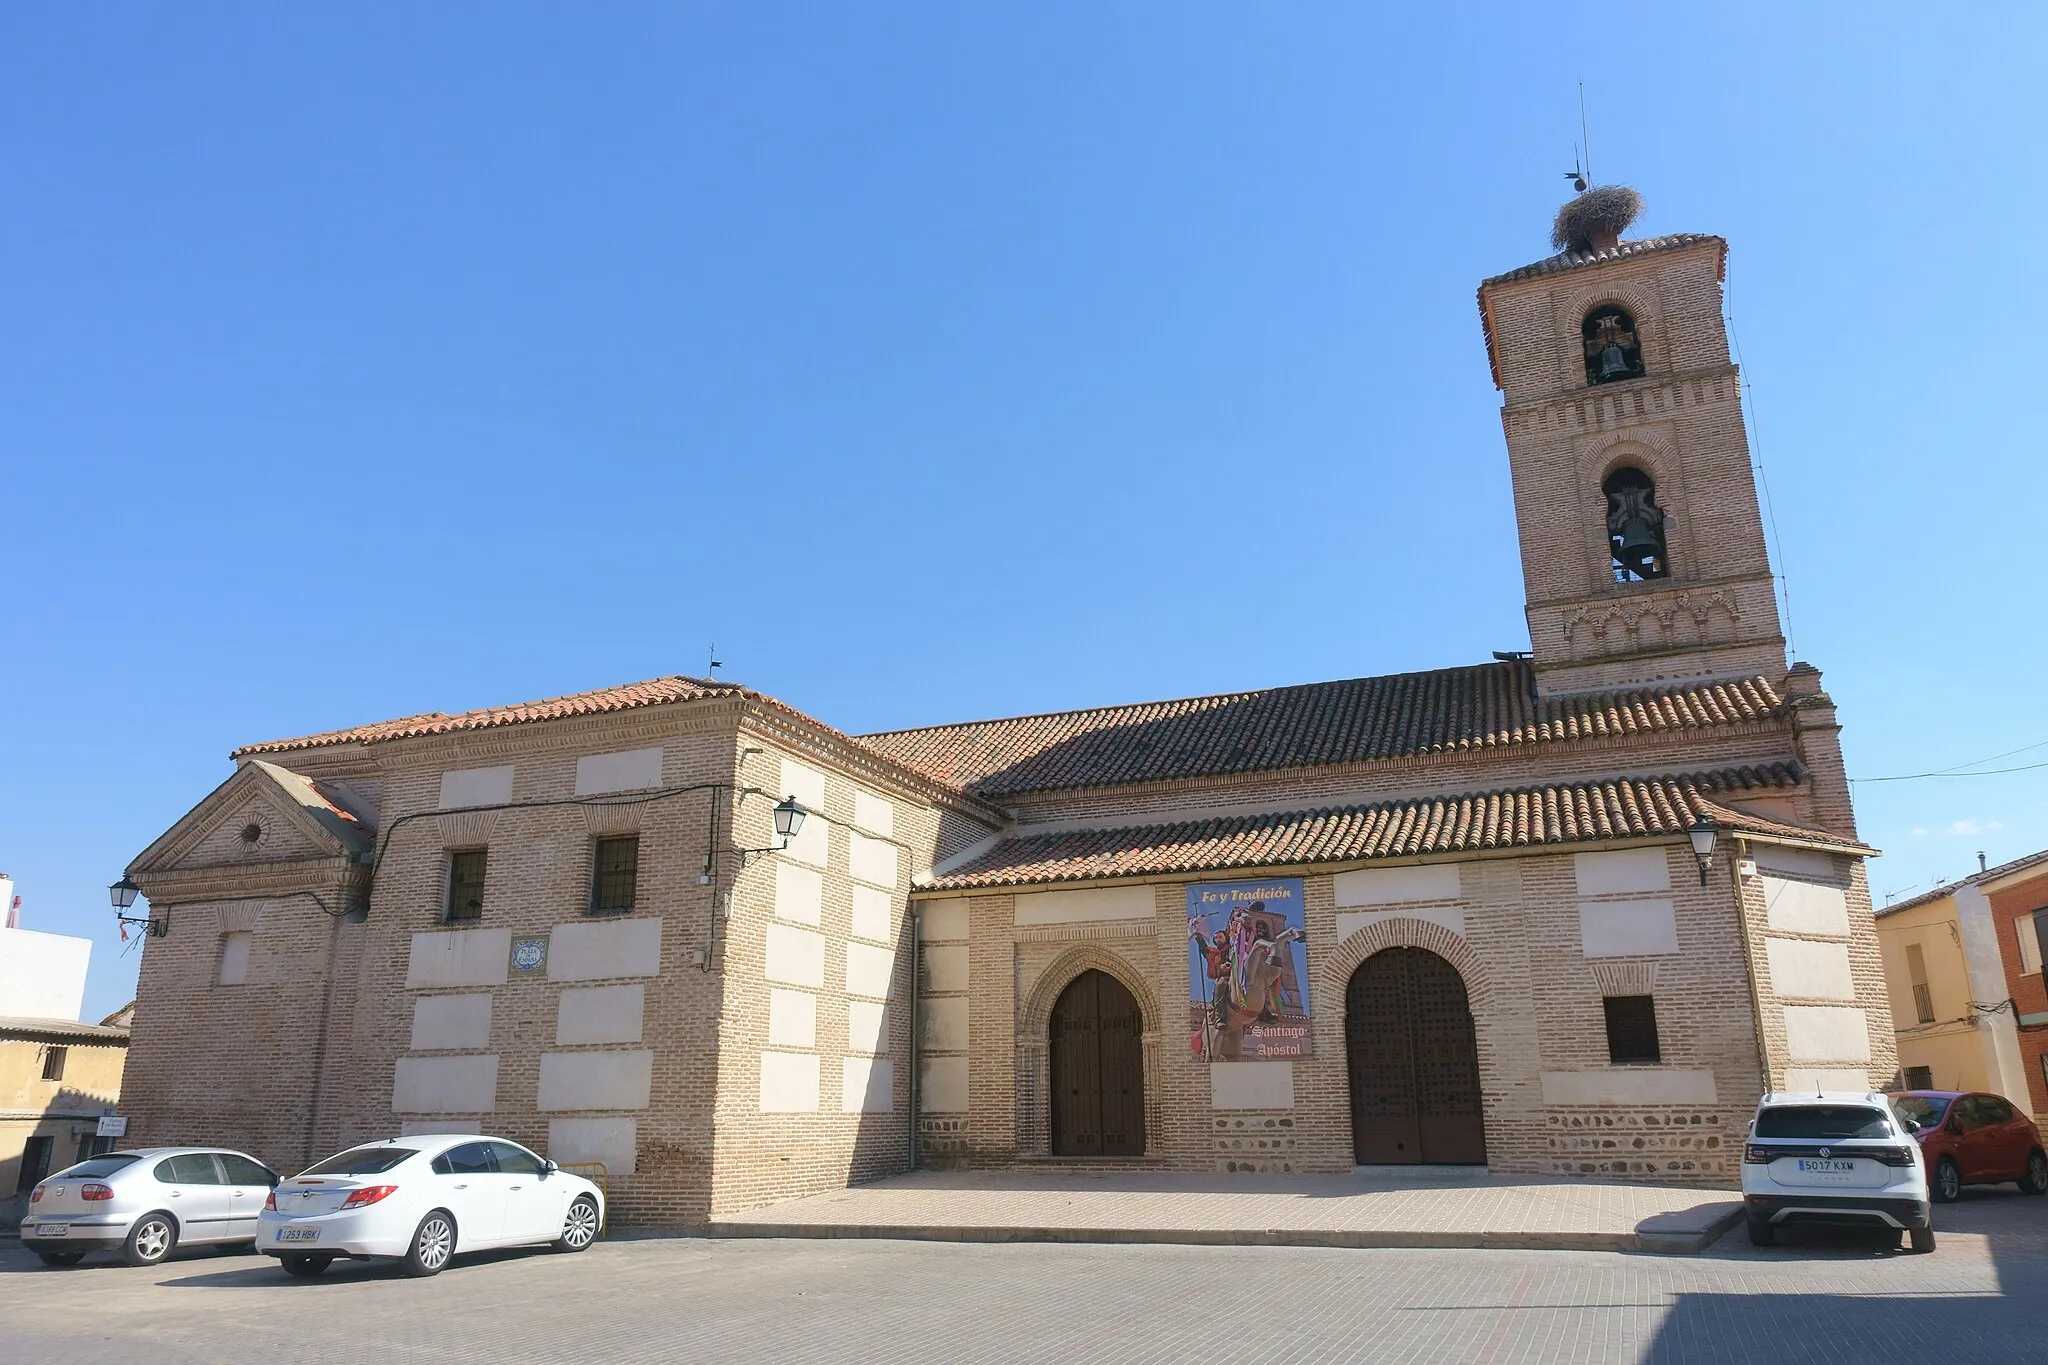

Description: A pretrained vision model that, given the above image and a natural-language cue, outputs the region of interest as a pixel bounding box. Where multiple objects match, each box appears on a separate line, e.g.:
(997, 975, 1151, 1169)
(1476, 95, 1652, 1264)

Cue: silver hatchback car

(21, 1147, 281, 1267)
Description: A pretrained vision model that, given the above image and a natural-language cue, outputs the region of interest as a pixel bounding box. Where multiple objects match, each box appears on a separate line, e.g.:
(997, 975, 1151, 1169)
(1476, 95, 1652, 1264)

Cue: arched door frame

(1019, 946, 1160, 1158)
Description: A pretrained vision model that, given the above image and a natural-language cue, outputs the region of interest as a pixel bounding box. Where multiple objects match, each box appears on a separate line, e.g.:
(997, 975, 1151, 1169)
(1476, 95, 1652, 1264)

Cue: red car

(1888, 1090, 2048, 1202)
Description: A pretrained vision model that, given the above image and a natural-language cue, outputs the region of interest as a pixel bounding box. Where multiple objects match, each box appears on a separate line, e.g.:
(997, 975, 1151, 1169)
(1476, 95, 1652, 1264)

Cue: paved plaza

(709, 1167, 1745, 1252)
(4, 1189, 2047, 1364)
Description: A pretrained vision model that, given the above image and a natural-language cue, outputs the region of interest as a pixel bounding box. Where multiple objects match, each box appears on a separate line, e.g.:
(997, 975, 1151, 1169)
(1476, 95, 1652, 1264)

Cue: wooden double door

(1345, 947, 1486, 1165)
(1050, 970, 1146, 1157)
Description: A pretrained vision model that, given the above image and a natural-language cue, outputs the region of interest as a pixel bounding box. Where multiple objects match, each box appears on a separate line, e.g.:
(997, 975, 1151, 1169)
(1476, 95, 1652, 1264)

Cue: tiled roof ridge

(1875, 845, 2048, 918)
(920, 760, 1832, 891)
(1479, 233, 1724, 288)
(233, 674, 751, 758)
(855, 661, 1786, 799)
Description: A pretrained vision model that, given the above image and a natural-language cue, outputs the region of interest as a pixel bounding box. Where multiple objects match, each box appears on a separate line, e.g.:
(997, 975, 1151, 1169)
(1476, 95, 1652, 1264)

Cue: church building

(120, 193, 1891, 1225)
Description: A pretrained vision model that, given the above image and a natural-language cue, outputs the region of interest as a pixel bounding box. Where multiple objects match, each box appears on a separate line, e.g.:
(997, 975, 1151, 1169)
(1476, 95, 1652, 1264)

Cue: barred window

(590, 836, 639, 914)
(446, 849, 488, 922)
(1603, 995, 1661, 1065)
(41, 1046, 67, 1082)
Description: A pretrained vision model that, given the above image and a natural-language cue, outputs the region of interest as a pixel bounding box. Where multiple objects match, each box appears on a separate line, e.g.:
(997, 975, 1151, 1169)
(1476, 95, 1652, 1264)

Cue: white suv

(1742, 1091, 1933, 1251)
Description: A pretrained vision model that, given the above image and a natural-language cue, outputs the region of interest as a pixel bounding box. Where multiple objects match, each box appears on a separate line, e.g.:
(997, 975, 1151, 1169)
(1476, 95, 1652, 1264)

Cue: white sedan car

(257, 1134, 603, 1277)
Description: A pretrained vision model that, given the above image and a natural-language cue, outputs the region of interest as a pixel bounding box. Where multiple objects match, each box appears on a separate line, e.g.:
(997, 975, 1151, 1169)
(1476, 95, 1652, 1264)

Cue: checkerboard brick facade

(119, 209, 1891, 1223)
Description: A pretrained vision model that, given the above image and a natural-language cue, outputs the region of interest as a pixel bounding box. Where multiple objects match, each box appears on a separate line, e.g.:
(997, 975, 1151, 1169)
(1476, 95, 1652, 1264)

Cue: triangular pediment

(131, 760, 376, 876)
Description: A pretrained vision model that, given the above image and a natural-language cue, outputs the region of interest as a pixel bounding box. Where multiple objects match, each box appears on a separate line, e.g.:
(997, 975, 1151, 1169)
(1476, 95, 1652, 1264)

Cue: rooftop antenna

(1563, 81, 1592, 192)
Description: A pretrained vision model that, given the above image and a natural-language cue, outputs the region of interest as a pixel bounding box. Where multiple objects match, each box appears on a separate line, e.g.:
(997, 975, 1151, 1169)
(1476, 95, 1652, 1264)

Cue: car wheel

(1746, 1217, 1776, 1247)
(402, 1210, 457, 1278)
(280, 1255, 334, 1278)
(2021, 1149, 2048, 1196)
(36, 1252, 85, 1268)
(122, 1212, 178, 1267)
(554, 1196, 601, 1252)
(1910, 1226, 1936, 1253)
(1933, 1156, 1962, 1203)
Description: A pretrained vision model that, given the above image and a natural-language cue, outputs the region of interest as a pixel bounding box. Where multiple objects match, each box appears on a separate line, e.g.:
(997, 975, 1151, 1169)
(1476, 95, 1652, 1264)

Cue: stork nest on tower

(1552, 185, 1644, 252)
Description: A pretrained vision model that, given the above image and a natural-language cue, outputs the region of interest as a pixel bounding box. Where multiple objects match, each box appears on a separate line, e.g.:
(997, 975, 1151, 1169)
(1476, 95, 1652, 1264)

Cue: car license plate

(276, 1227, 321, 1243)
(1797, 1159, 1858, 1173)
(34, 1223, 70, 1238)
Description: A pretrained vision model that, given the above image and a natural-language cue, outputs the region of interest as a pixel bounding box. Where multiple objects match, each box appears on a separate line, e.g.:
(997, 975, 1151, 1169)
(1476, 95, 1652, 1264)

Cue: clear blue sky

(4, 4, 2042, 1022)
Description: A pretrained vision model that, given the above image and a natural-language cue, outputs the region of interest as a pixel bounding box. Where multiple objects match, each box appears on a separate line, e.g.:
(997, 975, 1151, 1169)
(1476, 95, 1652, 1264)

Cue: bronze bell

(1614, 518, 1663, 574)
(1596, 343, 1633, 381)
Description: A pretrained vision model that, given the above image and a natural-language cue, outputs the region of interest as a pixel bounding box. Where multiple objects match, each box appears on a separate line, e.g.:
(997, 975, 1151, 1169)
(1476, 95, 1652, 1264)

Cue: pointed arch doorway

(1345, 947, 1486, 1165)
(1050, 970, 1145, 1156)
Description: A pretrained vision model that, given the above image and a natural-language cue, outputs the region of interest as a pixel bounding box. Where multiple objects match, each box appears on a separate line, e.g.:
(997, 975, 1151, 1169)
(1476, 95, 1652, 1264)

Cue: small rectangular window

(446, 849, 488, 922)
(1603, 996, 1662, 1065)
(590, 836, 639, 914)
(16, 1136, 53, 1193)
(41, 1046, 67, 1082)
(218, 931, 251, 986)
(1903, 1066, 1933, 1091)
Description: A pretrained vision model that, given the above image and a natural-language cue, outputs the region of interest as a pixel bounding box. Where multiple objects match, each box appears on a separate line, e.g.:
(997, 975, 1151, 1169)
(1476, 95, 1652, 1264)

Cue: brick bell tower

(1477, 187, 1786, 697)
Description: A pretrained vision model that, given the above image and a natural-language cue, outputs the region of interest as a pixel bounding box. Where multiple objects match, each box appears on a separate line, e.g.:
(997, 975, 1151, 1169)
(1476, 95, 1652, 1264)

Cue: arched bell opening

(1603, 465, 1670, 583)
(1049, 969, 1146, 1157)
(1345, 947, 1486, 1165)
(1583, 305, 1645, 385)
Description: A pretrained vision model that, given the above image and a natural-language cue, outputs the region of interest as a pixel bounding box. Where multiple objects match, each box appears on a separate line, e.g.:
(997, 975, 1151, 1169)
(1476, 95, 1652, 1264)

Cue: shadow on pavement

(158, 1245, 561, 1289)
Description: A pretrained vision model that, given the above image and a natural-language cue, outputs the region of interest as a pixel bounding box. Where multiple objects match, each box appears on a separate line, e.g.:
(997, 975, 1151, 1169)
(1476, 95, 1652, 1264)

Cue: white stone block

(537, 1050, 653, 1111)
(1765, 938, 1856, 1000)
(920, 1055, 969, 1112)
(1784, 1068, 1873, 1094)
(438, 765, 513, 809)
(1540, 1069, 1719, 1105)
(400, 1120, 484, 1137)
(850, 832, 899, 889)
(775, 863, 823, 926)
(1332, 864, 1461, 907)
(923, 944, 969, 993)
(1754, 847, 1838, 881)
(782, 814, 828, 869)
(217, 931, 250, 987)
(1013, 885, 1154, 926)
(841, 1057, 893, 1113)
(393, 1055, 499, 1114)
(1578, 900, 1680, 957)
(848, 1000, 888, 1054)
(1765, 877, 1850, 937)
(1783, 1005, 1873, 1062)
(1210, 1061, 1294, 1110)
(779, 758, 827, 813)
(555, 984, 644, 1046)
(548, 918, 663, 981)
(547, 1117, 637, 1175)
(765, 923, 826, 988)
(1336, 908, 1464, 943)
(760, 1051, 821, 1112)
(406, 929, 511, 989)
(410, 993, 493, 1051)
(921, 997, 969, 1051)
(1574, 848, 1672, 896)
(845, 941, 896, 1000)
(574, 747, 664, 796)
(852, 885, 893, 943)
(853, 790, 893, 837)
(768, 988, 817, 1048)
(918, 900, 969, 941)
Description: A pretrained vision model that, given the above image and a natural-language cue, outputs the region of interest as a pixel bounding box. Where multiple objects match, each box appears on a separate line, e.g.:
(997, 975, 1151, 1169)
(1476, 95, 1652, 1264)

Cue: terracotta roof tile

(857, 662, 1784, 800)
(919, 762, 1841, 891)
(1478, 233, 1724, 289)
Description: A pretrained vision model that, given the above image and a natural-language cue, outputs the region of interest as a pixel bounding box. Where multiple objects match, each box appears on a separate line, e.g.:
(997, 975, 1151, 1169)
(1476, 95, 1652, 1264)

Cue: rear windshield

(53, 1155, 141, 1180)
(299, 1146, 417, 1177)
(1755, 1106, 1892, 1140)
(1891, 1095, 1952, 1130)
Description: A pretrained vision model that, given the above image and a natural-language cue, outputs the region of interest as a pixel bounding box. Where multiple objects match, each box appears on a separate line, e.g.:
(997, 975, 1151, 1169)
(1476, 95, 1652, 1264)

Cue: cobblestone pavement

(710, 1168, 1741, 1250)
(4, 1188, 2046, 1364)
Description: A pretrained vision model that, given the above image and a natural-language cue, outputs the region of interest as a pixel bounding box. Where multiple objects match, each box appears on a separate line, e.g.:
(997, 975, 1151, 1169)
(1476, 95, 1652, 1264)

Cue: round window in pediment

(239, 822, 263, 844)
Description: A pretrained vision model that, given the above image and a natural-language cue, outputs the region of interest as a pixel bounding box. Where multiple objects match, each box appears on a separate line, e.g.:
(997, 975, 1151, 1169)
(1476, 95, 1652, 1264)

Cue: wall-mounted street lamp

(734, 796, 809, 867)
(109, 875, 166, 938)
(1686, 817, 1720, 887)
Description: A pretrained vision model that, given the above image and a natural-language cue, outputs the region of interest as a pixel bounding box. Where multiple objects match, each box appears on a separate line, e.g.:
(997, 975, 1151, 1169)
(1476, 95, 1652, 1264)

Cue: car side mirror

(543, 1159, 558, 1175)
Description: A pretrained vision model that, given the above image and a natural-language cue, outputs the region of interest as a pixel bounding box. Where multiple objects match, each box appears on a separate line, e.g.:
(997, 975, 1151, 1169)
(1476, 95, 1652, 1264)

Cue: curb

(705, 1205, 1747, 1256)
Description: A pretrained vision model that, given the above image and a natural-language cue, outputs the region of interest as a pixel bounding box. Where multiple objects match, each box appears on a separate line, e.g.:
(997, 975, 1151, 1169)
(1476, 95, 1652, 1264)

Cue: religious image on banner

(1186, 878, 1310, 1061)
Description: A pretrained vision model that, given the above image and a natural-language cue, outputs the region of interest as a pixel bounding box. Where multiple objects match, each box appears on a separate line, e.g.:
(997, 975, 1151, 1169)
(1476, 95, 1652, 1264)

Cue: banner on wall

(1186, 877, 1310, 1062)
